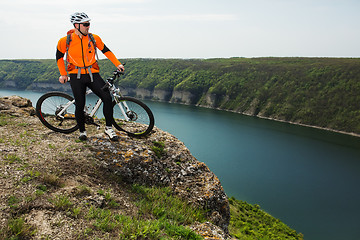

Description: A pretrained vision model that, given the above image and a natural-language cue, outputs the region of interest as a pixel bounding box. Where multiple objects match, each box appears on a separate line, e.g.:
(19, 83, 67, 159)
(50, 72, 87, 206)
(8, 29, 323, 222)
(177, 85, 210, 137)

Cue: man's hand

(59, 75, 68, 84)
(117, 64, 125, 72)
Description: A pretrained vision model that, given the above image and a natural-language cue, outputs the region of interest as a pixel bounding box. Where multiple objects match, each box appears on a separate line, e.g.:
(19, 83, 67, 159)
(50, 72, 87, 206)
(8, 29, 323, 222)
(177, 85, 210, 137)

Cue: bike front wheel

(36, 92, 79, 134)
(112, 97, 154, 137)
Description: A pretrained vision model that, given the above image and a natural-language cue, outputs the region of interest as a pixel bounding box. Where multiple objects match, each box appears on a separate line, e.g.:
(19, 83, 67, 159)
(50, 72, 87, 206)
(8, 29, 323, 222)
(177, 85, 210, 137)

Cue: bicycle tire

(112, 96, 154, 137)
(36, 92, 79, 134)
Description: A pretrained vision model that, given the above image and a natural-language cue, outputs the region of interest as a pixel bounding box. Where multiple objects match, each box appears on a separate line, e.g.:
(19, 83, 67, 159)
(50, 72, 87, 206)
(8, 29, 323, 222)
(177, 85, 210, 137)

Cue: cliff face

(0, 96, 230, 239)
(120, 87, 196, 105)
(92, 127, 230, 230)
(28, 82, 72, 92)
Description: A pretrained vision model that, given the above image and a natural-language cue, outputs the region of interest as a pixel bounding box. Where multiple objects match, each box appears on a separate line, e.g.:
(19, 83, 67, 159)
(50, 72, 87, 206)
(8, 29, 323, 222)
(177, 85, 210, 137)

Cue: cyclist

(56, 12, 124, 141)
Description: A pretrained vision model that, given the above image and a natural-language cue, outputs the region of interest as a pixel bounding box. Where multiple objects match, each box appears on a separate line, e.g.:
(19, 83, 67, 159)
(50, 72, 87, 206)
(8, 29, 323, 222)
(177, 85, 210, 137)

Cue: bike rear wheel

(36, 92, 79, 133)
(112, 97, 154, 137)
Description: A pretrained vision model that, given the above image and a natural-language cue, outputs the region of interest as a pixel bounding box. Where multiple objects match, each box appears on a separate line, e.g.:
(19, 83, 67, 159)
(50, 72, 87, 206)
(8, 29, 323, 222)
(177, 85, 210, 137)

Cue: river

(1, 89, 360, 240)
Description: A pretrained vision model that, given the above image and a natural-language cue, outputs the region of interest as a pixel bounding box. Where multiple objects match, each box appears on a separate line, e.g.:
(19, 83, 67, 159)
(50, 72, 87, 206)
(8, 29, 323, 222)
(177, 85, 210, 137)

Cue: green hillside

(1, 57, 360, 135)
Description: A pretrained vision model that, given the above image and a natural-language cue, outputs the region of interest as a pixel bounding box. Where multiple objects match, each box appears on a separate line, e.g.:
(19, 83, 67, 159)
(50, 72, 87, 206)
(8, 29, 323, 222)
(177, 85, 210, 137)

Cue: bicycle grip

(114, 70, 125, 76)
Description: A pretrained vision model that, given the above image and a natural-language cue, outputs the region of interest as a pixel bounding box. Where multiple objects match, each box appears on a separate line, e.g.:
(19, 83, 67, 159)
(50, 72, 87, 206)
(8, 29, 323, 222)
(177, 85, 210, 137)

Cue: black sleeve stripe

(56, 49, 65, 61)
(101, 44, 110, 54)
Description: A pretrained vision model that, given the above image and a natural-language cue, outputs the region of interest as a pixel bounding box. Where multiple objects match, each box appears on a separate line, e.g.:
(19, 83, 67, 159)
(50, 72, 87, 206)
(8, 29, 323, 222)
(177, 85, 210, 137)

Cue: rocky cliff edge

(0, 96, 230, 239)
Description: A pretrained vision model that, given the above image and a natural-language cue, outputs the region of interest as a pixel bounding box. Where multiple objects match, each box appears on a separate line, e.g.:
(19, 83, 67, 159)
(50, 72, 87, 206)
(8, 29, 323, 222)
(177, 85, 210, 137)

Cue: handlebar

(108, 62, 126, 82)
(102, 68, 125, 91)
(114, 69, 125, 77)
(107, 70, 124, 83)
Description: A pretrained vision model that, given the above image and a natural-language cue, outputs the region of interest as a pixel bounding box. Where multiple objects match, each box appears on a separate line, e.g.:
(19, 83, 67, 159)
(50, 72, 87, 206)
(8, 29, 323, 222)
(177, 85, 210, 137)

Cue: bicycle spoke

(36, 92, 78, 133)
(112, 97, 154, 136)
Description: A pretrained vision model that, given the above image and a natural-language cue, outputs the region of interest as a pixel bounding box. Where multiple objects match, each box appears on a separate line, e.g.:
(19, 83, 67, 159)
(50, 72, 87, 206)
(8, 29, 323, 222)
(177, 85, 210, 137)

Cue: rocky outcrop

(91, 127, 230, 233)
(0, 95, 35, 116)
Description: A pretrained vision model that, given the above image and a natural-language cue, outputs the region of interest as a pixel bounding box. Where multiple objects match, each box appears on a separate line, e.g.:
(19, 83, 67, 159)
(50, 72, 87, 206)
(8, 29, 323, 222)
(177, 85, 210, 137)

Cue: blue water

(2, 89, 360, 240)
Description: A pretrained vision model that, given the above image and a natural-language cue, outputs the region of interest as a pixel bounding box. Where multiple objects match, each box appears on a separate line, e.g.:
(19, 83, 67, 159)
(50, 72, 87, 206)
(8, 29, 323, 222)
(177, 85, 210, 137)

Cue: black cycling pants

(69, 73, 113, 132)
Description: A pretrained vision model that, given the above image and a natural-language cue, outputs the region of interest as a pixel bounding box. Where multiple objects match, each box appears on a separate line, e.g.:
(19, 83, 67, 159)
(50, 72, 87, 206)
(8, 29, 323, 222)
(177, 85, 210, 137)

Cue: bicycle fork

(116, 100, 131, 121)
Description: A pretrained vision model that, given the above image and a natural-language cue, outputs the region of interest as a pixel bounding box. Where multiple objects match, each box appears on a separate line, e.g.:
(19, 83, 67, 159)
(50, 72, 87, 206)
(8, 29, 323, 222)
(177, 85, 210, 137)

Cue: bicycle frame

(105, 77, 132, 122)
(57, 84, 132, 122)
(56, 99, 75, 119)
(54, 89, 99, 120)
(88, 92, 103, 117)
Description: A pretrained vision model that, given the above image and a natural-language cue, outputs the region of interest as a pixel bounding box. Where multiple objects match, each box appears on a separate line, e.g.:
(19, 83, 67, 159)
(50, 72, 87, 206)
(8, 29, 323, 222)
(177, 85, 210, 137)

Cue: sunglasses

(81, 22, 90, 27)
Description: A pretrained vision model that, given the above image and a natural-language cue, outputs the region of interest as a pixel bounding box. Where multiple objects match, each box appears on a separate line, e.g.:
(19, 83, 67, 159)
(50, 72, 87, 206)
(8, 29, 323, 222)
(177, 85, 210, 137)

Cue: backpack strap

(88, 33, 99, 62)
(65, 33, 72, 75)
(66, 33, 72, 46)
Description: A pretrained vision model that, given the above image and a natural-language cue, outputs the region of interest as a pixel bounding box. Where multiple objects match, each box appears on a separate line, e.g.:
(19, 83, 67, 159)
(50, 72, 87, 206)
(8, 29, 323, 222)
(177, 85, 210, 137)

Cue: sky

(1, 0, 359, 59)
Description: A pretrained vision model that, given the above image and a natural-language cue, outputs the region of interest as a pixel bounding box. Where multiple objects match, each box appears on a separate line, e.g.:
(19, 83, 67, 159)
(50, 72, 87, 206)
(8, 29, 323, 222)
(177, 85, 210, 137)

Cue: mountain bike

(35, 70, 155, 137)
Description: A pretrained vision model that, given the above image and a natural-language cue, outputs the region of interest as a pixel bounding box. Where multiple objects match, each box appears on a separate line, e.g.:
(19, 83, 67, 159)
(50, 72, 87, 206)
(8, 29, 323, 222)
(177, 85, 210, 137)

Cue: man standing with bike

(56, 12, 124, 141)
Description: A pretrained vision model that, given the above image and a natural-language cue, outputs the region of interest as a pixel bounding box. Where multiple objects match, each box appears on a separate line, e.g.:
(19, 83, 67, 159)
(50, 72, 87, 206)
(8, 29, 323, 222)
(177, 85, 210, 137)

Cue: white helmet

(70, 12, 91, 24)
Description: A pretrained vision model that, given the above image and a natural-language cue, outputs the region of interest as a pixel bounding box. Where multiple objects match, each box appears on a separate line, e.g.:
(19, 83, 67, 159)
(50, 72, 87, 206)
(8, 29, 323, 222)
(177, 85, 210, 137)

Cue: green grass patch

(49, 194, 73, 211)
(97, 189, 120, 209)
(7, 195, 21, 209)
(86, 206, 202, 239)
(228, 197, 304, 239)
(132, 184, 206, 225)
(4, 154, 22, 164)
(151, 141, 166, 158)
(20, 169, 41, 183)
(0, 114, 12, 126)
(80, 184, 206, 239)
(41, 184, 206, 239)
(2, 217, 36, 239)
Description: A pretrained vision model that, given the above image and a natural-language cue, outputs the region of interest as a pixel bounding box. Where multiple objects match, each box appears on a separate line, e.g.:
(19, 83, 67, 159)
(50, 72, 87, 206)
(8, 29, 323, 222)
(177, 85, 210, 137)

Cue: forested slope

(1, 57, 359, 135)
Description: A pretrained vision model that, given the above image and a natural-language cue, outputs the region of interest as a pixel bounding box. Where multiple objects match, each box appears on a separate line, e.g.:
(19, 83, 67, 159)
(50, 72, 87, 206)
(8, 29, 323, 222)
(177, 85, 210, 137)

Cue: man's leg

(89, 73, 118, 141)
(70, 74, 87, 134)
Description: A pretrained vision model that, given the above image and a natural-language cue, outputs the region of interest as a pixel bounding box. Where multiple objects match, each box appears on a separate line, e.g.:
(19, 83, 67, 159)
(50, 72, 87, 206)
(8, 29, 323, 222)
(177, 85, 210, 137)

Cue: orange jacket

(56, 29, 121, 76)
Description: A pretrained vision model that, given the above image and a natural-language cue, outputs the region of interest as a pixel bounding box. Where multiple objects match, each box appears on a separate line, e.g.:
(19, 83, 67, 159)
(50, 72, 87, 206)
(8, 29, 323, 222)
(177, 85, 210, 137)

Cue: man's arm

(56, 38, 68, 83)
(102, 44, 122, 68)
(94, 34, 123, 70)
